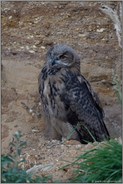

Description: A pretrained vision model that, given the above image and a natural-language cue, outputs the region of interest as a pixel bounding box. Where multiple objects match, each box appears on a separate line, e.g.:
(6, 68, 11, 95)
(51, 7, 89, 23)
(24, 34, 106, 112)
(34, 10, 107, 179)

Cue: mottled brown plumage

(38, 44, 110, 143)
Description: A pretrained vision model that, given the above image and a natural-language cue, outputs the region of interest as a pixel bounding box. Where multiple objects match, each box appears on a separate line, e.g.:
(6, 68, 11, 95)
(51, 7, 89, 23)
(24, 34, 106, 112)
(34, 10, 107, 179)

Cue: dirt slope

(1, 2, 122, 182)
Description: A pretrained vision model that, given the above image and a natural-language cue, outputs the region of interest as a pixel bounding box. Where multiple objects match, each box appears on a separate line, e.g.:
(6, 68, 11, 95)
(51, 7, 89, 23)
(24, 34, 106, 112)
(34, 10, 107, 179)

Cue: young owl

(38, 44, 110, 144)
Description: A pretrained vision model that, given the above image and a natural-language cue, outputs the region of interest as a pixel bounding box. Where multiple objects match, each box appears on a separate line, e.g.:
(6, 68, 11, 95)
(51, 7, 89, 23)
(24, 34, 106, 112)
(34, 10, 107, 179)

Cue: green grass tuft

(67, 139, 122, 183)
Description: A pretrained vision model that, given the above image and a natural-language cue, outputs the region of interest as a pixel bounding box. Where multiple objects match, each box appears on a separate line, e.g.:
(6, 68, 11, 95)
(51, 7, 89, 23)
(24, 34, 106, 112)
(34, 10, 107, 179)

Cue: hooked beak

(52, 60, 56, 66)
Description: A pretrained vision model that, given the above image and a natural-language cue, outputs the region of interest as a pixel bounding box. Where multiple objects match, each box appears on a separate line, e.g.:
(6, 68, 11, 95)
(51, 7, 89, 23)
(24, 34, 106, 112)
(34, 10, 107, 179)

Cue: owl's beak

(51, 59, 62, 66)
(52, 60, 56, 66)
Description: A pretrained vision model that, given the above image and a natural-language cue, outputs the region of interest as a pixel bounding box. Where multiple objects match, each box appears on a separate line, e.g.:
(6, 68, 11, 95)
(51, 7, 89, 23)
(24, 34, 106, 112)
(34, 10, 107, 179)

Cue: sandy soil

(1, 1, 122, 182)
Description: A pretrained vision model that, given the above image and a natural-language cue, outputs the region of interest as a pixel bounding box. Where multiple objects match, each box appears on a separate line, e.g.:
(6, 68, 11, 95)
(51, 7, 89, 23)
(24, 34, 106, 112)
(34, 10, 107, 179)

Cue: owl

(38, 44, 110, 144)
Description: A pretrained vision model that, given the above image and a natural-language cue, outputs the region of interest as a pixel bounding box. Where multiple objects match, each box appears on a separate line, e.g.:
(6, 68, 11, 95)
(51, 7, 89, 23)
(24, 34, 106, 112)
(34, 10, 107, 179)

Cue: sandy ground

(1, 1, 122, 182)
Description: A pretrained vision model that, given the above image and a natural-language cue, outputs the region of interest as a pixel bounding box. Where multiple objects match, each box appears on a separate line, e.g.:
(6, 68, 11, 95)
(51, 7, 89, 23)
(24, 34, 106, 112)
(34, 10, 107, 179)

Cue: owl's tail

(74, 119, 110, 144)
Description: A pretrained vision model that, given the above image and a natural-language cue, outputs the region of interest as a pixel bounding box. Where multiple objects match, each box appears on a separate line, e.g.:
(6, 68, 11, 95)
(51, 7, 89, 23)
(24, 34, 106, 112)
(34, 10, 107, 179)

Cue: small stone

(76, 144, 82, 149)
(97, 28, 105, 32)
(20, 46, 24, 49)
(29, 109, 33, 113)
(27, 35, 34, 39)
(4, 8, 10, 11)
(29, 50, 35, 53)
(41, 46, 45, 49)
(32, 45, 37, 49)
(8, 16, 12, 19)
(79, 33, 87, 37)
(32, 129, 39, 132)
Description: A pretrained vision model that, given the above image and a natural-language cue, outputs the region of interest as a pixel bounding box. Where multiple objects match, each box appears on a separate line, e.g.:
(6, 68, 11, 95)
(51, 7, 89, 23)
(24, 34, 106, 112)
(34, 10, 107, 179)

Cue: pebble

(3, 8, 10, 11)
(8, 16, 12, 19)
(78, 33, 87, 37)
(29, 109, 33, 113)
(32, 45, 37, 49)
(29, 50, 35, 53)
(97, 28, 105, 32)
(76, 144, 82, 149)
(32, 113, 35, 116)
(27, 35, 34, 39)
(32, 129, 39, 132)
(41, 46, 45, 49)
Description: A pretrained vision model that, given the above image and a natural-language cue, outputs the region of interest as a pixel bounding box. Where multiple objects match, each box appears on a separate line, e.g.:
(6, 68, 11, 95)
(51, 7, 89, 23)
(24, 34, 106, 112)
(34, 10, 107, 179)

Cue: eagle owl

(38, 44, 110, 144)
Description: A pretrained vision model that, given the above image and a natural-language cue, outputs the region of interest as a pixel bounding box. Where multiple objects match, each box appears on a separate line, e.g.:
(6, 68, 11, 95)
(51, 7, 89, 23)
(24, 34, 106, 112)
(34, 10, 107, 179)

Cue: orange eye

(59, 54, 66, 59)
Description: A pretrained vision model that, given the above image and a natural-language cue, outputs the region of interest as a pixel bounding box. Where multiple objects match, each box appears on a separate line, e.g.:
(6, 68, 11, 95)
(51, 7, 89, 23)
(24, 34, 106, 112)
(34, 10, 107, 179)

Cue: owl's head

(46, 44, 80, 68)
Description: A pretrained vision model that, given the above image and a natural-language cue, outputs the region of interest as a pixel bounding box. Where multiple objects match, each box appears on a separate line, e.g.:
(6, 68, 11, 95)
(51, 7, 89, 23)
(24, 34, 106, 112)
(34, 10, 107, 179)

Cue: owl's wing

(61, 72, 109, 143)
(78, 75, 104, 119)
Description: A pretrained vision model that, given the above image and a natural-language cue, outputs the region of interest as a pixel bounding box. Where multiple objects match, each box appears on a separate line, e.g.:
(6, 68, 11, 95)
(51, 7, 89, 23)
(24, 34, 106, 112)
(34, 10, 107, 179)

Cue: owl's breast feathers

(39, 65, 67, 120)
(39, 65, 110, 143)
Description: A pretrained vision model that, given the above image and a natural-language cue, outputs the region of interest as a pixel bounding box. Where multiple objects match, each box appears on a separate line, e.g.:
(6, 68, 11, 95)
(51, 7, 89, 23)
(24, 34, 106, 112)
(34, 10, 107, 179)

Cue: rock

(65, 140, 82, 145)
(26, 163, 54, 175)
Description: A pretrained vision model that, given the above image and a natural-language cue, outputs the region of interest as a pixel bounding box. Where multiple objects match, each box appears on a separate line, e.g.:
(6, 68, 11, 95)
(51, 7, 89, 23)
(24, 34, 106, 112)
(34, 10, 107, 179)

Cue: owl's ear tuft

(47, 46, 54, 55)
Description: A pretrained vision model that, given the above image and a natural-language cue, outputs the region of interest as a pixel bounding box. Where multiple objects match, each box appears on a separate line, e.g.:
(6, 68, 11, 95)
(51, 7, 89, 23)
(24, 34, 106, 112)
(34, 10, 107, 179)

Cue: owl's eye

(59, 54, 66, 60)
